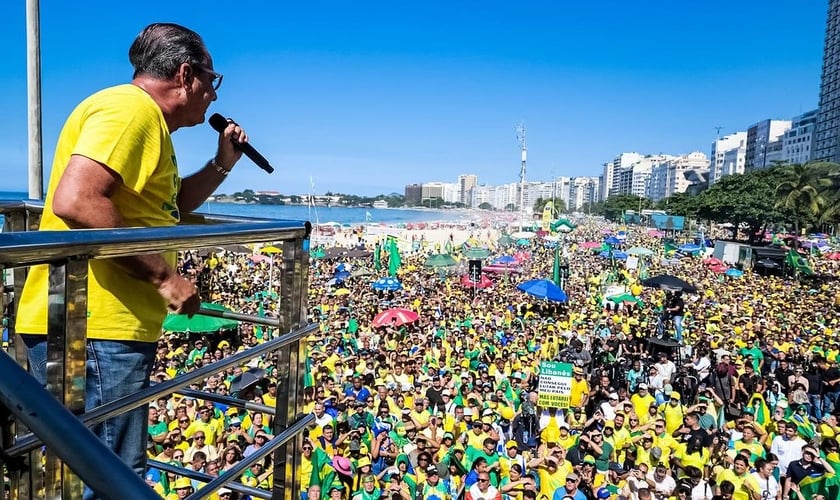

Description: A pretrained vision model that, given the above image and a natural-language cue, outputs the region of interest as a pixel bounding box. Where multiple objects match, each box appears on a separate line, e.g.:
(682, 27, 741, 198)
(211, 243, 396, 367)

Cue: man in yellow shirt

(570, 367, 590, 409)
(631, 384, 656, 425)
(16, 22, 246, 480)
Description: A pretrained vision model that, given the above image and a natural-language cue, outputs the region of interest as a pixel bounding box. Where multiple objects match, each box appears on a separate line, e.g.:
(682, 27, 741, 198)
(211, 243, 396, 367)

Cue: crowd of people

(142, 223, 840, 500)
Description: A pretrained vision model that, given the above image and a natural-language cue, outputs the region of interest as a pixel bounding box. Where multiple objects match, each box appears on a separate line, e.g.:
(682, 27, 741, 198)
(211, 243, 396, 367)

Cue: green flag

(387, 236, 401, 277)
(373, 242, 382, 271)
(796, 472, 840, 499)
(552, 246, 560, 286)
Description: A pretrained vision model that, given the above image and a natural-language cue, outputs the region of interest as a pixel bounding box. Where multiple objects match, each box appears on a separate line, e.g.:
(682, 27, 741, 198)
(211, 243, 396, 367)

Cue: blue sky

(0, 1, 827, 196)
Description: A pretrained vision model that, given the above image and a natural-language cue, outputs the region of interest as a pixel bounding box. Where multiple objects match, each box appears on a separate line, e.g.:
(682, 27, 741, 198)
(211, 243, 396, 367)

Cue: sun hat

(332, 455, 353, 476)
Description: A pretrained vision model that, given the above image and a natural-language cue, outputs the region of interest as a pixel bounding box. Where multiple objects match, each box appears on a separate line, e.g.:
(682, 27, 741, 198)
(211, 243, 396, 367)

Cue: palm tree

(774, 164, 825, 235)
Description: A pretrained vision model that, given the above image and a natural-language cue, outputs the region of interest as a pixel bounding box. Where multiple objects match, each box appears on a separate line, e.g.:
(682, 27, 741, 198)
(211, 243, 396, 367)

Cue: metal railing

(0, 200, 312, 499)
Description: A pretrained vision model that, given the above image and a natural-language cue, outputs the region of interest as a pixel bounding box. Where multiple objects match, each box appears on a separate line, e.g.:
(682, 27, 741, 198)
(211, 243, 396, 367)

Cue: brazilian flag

(796, 472, 840, 499)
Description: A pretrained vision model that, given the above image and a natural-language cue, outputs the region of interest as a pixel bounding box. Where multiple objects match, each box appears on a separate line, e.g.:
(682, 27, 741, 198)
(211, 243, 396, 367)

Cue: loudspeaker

(468, 259, 482, 283)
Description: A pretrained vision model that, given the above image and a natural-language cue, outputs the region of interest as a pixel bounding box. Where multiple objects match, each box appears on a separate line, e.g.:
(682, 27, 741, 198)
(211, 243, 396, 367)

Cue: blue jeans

(808, 393, 823, 421)
(22, 335, 156, 500)
(824, 391, 840, 415)
(672, 315, 684, 342)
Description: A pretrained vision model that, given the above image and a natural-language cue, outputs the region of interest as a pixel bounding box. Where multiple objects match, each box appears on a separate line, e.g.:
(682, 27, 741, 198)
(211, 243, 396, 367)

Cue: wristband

(210, 157, 230, 176)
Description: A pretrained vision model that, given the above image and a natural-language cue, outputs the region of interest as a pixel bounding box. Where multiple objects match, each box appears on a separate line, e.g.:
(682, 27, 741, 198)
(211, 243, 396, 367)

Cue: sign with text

(537, 361, 573, 408)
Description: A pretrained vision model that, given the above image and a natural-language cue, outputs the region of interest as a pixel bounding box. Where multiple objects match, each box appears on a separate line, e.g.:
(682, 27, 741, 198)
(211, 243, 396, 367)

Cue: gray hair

(128, 23, 207, 79)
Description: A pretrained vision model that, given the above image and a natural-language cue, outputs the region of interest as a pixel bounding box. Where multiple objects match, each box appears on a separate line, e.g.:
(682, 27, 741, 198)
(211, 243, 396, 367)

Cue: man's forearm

(178, 159, 232, 213)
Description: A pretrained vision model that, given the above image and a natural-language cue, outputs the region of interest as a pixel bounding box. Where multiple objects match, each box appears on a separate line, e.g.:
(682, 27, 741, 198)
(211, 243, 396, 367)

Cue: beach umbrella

(493, 255, 518, 265)
(516, 238, 530, 246)
(604, 236, 621, 246)
(463, 248, 491, 259)
(372, 308, 419, 328)
(725, 269, 744, 278)
(163, 302, 238, 334)
(826, 252, 840, 261)
(424, 253, 457, 269)
(372, 276, 402, 291)
(333, 270, 351, 283)
(261, 246, 282, 254)
(334, 288, 351, 296)
(580, 241, 602, 249)
(627, 247, 654, 256)
(599, 251, 628, 260)
(704, 257, 725, 267)
(460, 274, 493, 289)
(248, 254, 270, 263)
(516, 279, 568, 302)
(484, 264, 522, 274)
(310, 247, 326, 259)
(710, 265, 728, 274)
(497, 235, 514, 247)
(641, 274, 698, 293)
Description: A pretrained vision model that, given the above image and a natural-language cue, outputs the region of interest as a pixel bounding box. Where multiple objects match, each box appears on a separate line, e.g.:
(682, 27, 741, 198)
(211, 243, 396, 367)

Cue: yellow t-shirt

(715, 468, 759, 500)
(17, 84, 180, 342)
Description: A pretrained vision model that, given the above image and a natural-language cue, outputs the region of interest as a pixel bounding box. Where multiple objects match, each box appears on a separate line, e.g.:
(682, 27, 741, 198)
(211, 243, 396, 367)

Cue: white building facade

(745, 119, 792, 171)
(710, 132, 747, 184)
(782, 109, 818, 165)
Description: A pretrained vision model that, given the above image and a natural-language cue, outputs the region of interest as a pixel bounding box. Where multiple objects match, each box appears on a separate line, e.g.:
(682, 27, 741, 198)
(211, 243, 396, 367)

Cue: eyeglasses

(173, 455, 184, 460)
(302, 446, 313, 451)
(179, 419, 189, 423)
(194, 64, 224, 91)
(195, 435, 205, 440)
(478, 478, 490, 483)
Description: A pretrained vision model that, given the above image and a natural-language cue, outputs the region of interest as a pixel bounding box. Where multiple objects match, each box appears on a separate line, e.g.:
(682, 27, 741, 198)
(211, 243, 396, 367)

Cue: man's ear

(177, 62, 195, 90)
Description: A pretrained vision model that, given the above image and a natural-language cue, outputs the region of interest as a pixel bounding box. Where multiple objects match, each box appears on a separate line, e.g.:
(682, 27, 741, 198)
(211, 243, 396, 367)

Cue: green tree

(601, 195, 652, 222)
(696, 167, 789, 243)
(504, 203, 517, 211)
(478, 202, 494, 210)
(774, 164, 826, 235)
(656, 191, 698, 218)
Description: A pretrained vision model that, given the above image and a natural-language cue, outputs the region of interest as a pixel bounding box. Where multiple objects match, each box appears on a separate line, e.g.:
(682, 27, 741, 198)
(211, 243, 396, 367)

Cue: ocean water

(0, 191, 469, 226)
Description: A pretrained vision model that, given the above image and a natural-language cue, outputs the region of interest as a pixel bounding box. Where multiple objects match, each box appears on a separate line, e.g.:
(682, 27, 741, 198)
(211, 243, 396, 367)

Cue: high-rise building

(568, 177, 600, 211)
(600, 162, 613, 201)
(709, 132, 747, 184)
(744, 119, 791, 171)
(404, 183, 422, 205)
(647, 152, 709, 201)
(814, 0, 840, 163)
(609, 153, 645, 196)
(782, 109, 818, 165)
(457, 174, 477, 206)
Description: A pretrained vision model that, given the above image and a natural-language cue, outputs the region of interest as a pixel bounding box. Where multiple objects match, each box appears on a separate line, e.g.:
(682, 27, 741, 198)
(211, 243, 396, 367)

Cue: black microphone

(208, 113, 274, 174)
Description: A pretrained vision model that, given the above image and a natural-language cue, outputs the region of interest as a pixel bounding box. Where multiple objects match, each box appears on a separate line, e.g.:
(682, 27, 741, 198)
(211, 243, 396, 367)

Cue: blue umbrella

(372, 276, 402, 291)
(605, 236, 621, 246)
(333, 270, 351, 283)
(679, 244, 701, 253)
(493, 255, 518, 265)
(725, 269, 743, 278)
(599, 251, 628, 260)
(516, 279, 568, 302)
